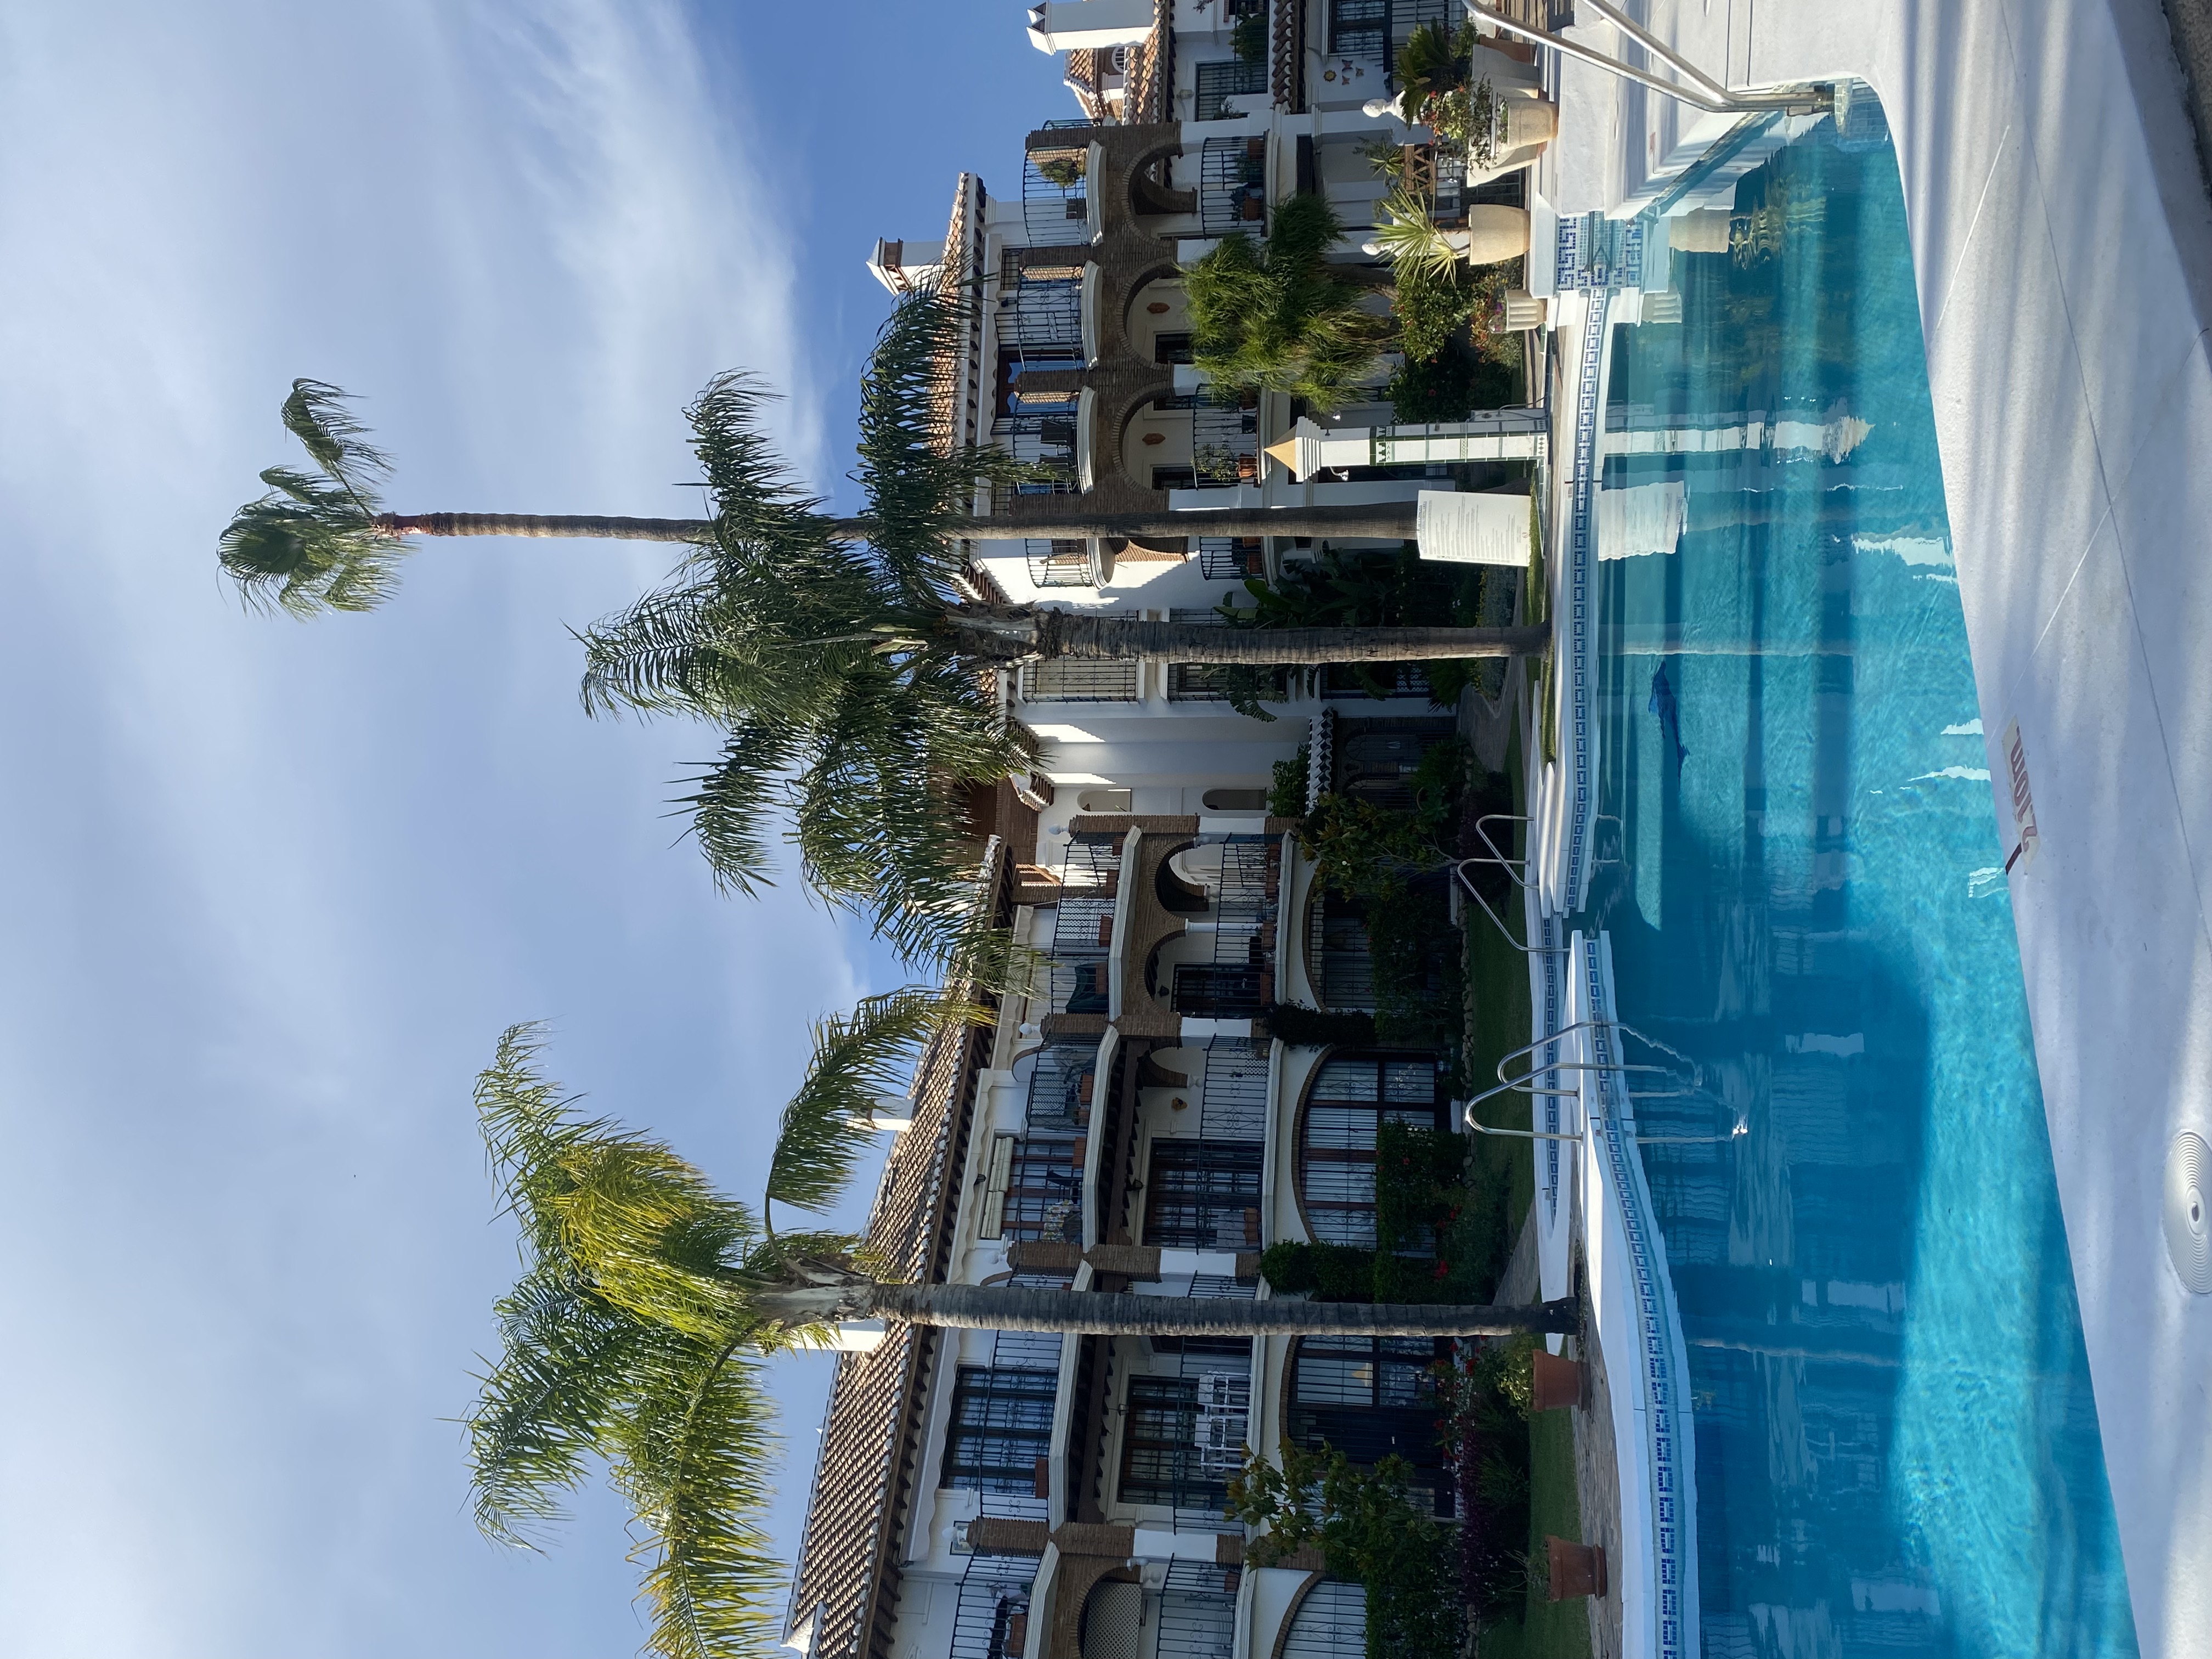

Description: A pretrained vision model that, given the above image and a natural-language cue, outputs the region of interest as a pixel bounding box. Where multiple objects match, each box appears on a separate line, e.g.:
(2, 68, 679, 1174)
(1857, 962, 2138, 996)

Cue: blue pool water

(1581, 107, 2140, 1656)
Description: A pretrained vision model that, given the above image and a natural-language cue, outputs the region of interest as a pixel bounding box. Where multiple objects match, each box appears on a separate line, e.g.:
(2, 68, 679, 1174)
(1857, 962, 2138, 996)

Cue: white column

(1267, 411, 1550, 478)
(1026, 0, 1155, 52)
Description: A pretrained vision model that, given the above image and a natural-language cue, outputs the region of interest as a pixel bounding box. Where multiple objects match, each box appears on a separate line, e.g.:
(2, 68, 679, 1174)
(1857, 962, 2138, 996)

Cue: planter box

(1532, 1349, 1583, 1411)
(1545, 1537, 1607, 1600)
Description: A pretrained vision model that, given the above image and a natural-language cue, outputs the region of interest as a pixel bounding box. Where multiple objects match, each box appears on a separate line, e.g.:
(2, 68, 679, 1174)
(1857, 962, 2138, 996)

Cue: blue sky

(0, 3, 1064, 1653)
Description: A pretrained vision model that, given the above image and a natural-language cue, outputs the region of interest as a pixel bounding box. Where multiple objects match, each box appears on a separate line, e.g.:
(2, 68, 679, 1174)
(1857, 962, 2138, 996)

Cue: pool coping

(1566, 930, 1702, 1659)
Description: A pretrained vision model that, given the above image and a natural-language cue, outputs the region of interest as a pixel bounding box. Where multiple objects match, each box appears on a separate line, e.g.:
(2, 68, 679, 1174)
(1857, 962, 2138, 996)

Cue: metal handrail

(1462, 1018, 1746, 1144)
(1465, 0, 1831, 115)
(1451, 815, 1564, 958)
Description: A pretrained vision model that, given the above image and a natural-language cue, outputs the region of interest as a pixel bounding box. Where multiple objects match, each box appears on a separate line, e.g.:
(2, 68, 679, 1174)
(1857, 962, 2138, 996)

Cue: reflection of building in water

(1623, 913, 1931, 1650)
(1606, 405, 1872, 465)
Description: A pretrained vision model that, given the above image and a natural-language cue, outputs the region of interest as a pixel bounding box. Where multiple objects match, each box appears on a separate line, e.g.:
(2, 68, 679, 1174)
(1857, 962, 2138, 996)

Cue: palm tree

(217, 300, 1514, 635)
(1181, 193, 1393, 411)
(222, 298, 1543, 966)
(468, 1017, 1573, 1659)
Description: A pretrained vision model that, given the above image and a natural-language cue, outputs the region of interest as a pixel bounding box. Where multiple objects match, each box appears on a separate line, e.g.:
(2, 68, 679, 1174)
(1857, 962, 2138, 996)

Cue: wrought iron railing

(1191, 405, 1259, 486)
(1307, 893, 1377, 1009)
(1038, 833, 1124, 1017)
(1194, 57, 1267, 121)
(1019, 658, 1139, 702)
(1197, 537, 1264, 580)
(1023, 1040, 1099, 1133)
(1021, 144, 1088, 242)
(947, 1554, 1037, 1659)
(1327, 0, 1452, 81)
(991, 414, 1077, 503)
(1024, 538, 1092, 589)
(1323, 661, 1436, 701)
(997, 276, 1081, 352)
(1199, 136, 1267, 235)
(1170, 963, 1267, 1018)
(1051, 887, 1116, 958)
(1212, 836, 1278, 919)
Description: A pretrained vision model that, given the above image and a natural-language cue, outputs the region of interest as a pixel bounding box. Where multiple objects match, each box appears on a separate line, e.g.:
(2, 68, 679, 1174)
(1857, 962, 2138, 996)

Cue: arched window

(1296, 1053, 1448, 1247)
(1280, 1579, 1366, 1659)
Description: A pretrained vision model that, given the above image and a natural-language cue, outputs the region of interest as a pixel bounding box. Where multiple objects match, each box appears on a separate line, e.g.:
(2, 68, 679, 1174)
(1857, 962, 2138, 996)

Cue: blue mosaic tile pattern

(1584, 939, 1700, 1659)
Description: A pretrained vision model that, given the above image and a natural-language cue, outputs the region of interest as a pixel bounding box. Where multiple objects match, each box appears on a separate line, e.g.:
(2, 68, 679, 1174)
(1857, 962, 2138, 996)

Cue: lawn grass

(1462, 723, 1536, 1248)
(1476, 1408, 1590, 1659)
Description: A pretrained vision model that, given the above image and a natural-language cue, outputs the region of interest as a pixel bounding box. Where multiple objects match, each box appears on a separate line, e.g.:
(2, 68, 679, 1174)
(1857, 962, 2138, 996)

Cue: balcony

(992, 414, 1078, 504)
(1024, 538, 1096, 590)
(1190, 405, 1259, 487)
(1022, 1040, 1099, 1135)
(1193, 56, 1267, 121)
(1037, 833, 1122, 1019)
(1305, 890, 1376, 1010)
(998, 275, 1083, 353)
(1019, 658, 1139, 702)
(1022, 140, 1090, 242)
(947, 1555, 1037, 1659)
(1198, 136, 1267, 235)
(1196, 537, 1264, 581)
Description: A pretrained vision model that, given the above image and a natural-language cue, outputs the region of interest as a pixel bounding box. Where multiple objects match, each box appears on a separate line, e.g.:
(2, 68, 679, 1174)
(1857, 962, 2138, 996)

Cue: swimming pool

(1580, 103, 2140, 1656)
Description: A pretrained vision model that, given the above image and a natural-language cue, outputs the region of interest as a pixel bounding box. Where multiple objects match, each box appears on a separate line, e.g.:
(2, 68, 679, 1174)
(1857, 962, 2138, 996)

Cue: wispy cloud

(0, 2, 861, 1654)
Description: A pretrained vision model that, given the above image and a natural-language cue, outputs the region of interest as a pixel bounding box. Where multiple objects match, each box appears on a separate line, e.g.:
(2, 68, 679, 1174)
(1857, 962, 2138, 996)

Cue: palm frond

(765, 989, 985, 1217)
(614, 1344, 786, 1659)
(687, 372, 830, 548)
(851, 292, 1022, 600)
(468, 1026, 803, 1659)
(1372, 184, 1463, 282)
(476, 1023, 624, 1259)
(466, 1266, 652, 1546)
(279, 379, 392, 505)
(219, 380, 406, 617)
(554, 1139, 757, 1342)
(674, 720, 803, 899)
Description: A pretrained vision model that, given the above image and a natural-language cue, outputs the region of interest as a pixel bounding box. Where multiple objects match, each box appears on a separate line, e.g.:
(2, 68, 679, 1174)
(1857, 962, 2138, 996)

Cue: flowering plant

(1419, 77, 1506, 170)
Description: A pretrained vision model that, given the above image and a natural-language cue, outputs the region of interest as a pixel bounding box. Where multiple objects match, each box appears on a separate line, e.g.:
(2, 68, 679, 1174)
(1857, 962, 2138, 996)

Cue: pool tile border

(1580, 932, 1702, 1659)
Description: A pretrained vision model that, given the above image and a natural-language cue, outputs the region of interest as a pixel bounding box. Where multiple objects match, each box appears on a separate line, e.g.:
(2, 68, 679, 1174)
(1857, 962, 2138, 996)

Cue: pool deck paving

(1534, 3, 2212, 1653)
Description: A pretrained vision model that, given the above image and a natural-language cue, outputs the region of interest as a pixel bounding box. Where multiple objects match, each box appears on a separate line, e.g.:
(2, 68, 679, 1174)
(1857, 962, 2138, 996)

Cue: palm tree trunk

(1034, 612, 1549, 663)
(870, 1281, 1576, 1337)
(973, 501, 1420, 542)
(376, 503, 1427, 546)
(376, 512, 708, 541)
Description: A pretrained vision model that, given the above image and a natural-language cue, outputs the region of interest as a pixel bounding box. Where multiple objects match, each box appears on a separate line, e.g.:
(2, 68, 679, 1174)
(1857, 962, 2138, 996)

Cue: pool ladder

(1462, 1019, 1748, 1147)
(1452, 813, 1566, 959)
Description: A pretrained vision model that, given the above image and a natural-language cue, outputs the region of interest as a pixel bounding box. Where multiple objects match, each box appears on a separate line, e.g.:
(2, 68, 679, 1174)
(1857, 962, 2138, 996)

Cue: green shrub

(1373, 1120, 1463, 1252)
(1384, 351, 1479, 423)
(1232, 11, 1267, 61)
(1231, 1443, 1464, 1659)
(1036, 153, 1085, 189)
(1393, 261, 1482, 363)
(1259, 1240, 1376, 1300)
(1259, 1001, 1376, 1048)
(1269, 746, 1310, 817)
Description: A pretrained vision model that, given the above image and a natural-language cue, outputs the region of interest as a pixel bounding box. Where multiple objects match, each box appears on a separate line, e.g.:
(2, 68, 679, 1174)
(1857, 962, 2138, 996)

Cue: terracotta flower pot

(1546, 1537, 1607, 1600)
(1532, 1350, 1583, 1412)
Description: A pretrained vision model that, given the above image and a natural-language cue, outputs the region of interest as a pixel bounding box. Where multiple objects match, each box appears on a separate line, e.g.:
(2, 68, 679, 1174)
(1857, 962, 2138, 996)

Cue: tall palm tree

(222, 298, 1543, 966)
(217, 300, 1520, 645)
(1181, 193, 1393, 411)
(469, 1018, 1573, 1659)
